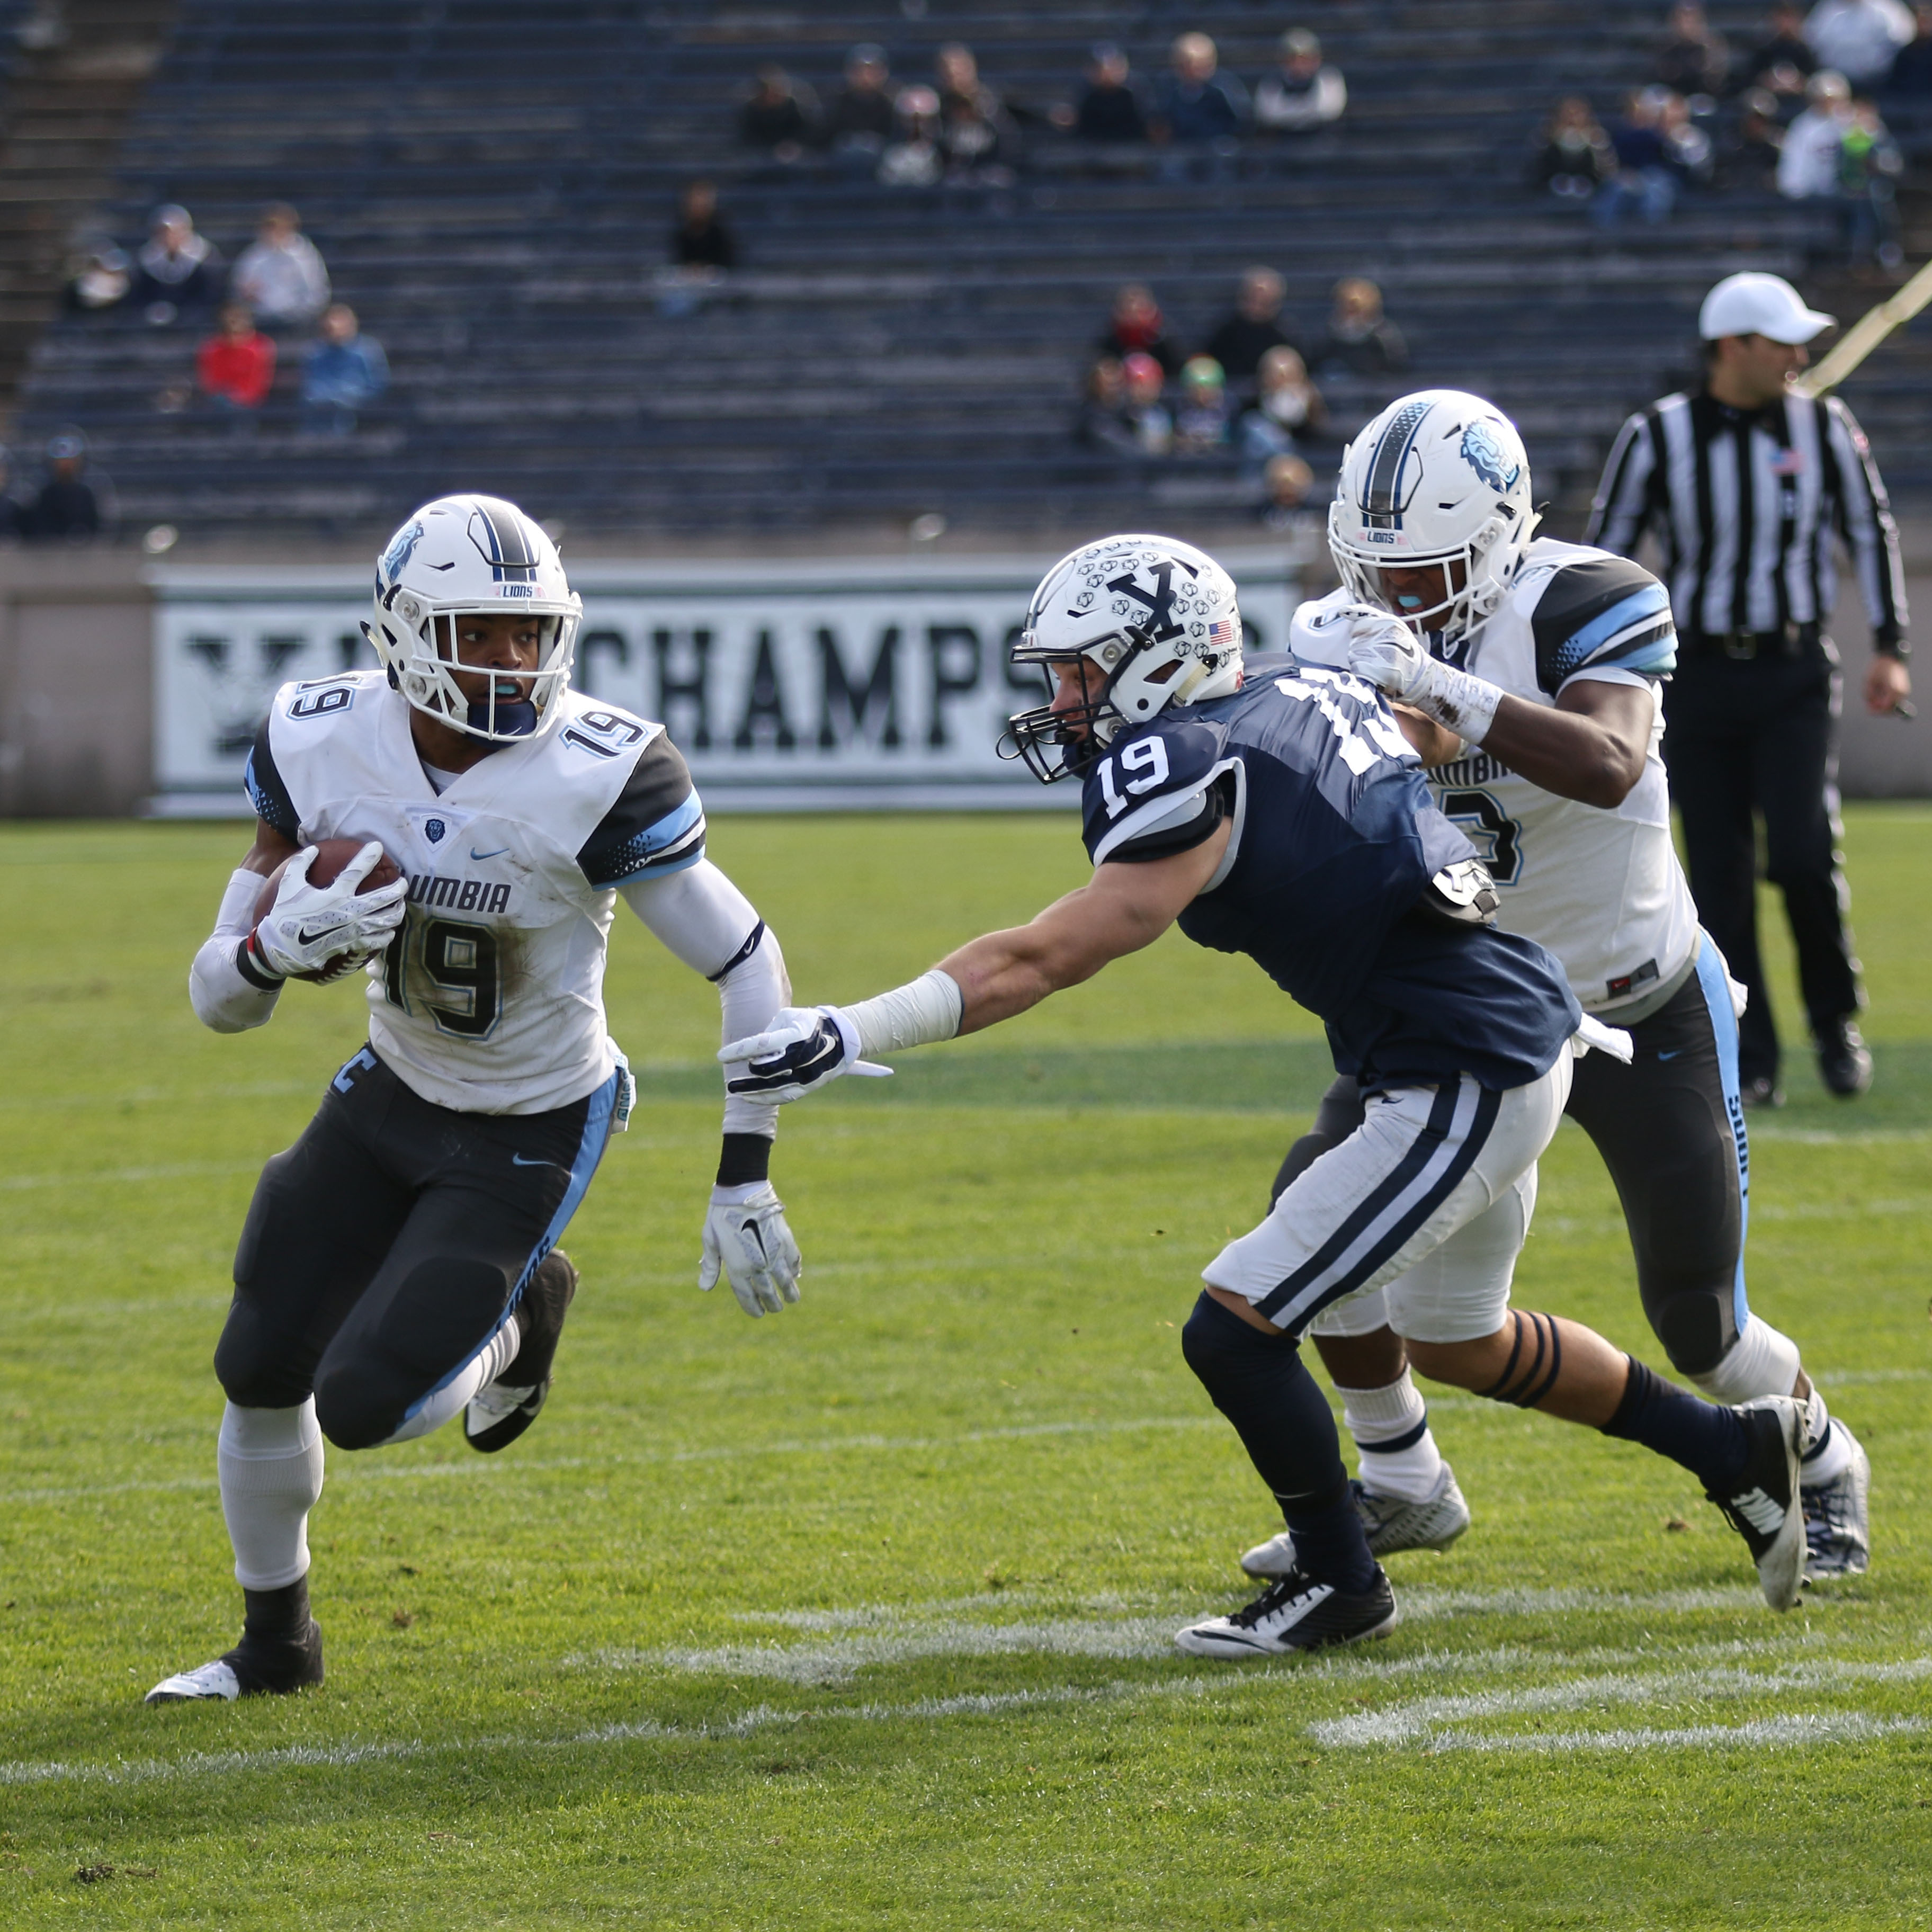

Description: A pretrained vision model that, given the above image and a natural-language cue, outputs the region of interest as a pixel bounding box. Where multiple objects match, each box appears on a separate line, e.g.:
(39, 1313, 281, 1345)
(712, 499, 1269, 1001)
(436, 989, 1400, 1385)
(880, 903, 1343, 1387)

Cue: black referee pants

(213, 1045, 618, 1450)
(1662, 648, 1862, 1087)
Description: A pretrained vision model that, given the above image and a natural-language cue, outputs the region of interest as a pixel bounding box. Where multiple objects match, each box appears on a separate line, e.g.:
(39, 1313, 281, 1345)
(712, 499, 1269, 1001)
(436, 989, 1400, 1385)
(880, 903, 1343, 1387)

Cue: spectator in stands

(1659, 89, 1716, 185)
(879, 87, 944, 187)
(1075, 356, 1142, 456)
(671, 180, 736, 271)
(1534, 96, 1617, 202)
(1317, 278, 1408, 376)
(0, 447, 26, 539)
(739, 64, 818, 162)
(230, 204, 329, 330)
(25, 430, 103, 541)
(1657, 4, 1731, 98)
(1885, 1, 1932, 87)
(65, 239, 130, 313)
(1119, 352, 1173, 456)
(1592, 88, 1680, 225)
(197, 302, 276, 419)
(1254, 29, 1347, 135)
(1745, 2, 1820, 86)
(1258, 453, 1319, 534)
(1729, 87, 1790, 178)
(132, 204, 221, 325)
(1096, 283, 1184, 378)
(301, 303, 388, 436)
(1804, 0, 1915, 85)
(1066, 44, 1149, 142)
(1173, 356, 1231, 454)
(1239, 345, 1328, 469)
(1838, 95, 1905, 263)
(820, 43, 897, 172)
(1204, 269, 1298, 395)
(1150, 33, 1247, 176)
(1778, 67, 1855, 193)
(935, 45, 1019, 181)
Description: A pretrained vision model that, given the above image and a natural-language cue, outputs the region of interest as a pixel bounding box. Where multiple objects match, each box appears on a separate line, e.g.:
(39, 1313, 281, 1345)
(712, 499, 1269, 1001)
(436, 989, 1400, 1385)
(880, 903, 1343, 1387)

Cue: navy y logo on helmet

(1460, 421, 1522, 494)
(1106, 560, 1186, 642)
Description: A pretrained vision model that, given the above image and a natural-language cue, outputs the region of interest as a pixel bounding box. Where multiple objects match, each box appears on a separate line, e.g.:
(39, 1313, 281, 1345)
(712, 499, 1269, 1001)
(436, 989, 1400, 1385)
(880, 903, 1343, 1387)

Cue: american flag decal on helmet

(1208, 618, 1236, 646)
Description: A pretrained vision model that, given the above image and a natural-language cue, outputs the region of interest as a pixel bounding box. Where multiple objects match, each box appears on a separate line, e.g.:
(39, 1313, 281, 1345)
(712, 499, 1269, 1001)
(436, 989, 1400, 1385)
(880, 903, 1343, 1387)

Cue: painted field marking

(1417, 1713, 1926, 1755)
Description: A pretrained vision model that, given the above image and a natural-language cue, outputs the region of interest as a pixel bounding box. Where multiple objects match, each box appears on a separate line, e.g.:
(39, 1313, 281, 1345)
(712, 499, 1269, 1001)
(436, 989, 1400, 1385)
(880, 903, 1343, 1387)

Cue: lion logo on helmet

(1460, 421, 1521, 494)
(379, 520, 425, 584)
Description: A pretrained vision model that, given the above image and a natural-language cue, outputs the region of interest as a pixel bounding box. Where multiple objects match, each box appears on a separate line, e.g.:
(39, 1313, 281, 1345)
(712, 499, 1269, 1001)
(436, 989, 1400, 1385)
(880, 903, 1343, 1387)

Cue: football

(253, 838, 404, 982)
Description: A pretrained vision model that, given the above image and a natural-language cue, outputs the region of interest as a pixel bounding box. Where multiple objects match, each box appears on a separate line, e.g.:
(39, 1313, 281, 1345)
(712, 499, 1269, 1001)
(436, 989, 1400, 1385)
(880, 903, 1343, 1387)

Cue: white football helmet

(1004, 533, 1244, 782)
(1328, 390, 1536, 638)
(363, 494, 582, 742)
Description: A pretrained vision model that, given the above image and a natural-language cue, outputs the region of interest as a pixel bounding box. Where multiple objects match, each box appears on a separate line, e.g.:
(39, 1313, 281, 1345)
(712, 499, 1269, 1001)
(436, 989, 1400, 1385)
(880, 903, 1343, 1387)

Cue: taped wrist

(844, 969, 964, 1059)
(717, 1131, 772, 1186)
(1412, 661, 1504, 745)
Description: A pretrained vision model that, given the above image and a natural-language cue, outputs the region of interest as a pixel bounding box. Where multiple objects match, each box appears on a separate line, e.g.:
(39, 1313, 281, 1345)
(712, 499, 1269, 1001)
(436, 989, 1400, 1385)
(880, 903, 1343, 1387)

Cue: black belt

(1684, 621, 1820, 660)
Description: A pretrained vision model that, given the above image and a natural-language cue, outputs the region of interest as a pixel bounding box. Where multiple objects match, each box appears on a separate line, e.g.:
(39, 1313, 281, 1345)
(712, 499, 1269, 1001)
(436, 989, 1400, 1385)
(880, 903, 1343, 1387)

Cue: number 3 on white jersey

(1096, 736, 1171, 819)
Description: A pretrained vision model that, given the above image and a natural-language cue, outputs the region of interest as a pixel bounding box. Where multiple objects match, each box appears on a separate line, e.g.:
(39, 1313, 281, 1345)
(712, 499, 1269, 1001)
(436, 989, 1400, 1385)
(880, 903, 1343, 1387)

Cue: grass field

(2, 807, 1929, 1930)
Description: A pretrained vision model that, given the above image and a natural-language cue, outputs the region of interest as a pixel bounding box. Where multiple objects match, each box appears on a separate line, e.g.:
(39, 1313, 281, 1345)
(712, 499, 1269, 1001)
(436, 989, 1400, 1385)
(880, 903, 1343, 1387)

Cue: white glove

(718, 1004, 894, 1104)
(699, 1182, 802, 1316)
(253, 842, 408, 980)
(1343, 606, 1503, 745)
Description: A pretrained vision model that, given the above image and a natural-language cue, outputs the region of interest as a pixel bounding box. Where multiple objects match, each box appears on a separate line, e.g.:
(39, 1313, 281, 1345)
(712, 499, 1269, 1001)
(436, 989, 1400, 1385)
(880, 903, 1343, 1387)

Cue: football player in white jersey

(1238, 392, 1868, 1587)
(147, 495, 800, 1704)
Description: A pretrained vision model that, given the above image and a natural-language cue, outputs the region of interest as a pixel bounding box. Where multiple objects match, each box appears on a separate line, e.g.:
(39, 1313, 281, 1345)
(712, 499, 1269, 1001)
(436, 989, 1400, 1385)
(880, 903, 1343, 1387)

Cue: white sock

(375, 1320, 522, 1447)
(219, 1399, 324, 1590)
(1800, 1386, 1855, 1487)
(1340, 1372, 1444, 1503)
(1689, 1316, 1802, 1405)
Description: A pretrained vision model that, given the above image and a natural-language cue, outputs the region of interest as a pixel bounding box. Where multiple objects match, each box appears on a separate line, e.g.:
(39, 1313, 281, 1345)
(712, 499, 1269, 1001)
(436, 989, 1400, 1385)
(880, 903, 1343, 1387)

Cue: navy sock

(1180, 1293, 1376, 1594)
(1599, 1357, 1749, 1492)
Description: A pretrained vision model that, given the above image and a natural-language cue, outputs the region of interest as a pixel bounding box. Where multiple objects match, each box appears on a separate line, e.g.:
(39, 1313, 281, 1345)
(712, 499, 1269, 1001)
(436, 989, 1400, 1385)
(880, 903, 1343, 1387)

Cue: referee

(1587, 271, 1912, 1105)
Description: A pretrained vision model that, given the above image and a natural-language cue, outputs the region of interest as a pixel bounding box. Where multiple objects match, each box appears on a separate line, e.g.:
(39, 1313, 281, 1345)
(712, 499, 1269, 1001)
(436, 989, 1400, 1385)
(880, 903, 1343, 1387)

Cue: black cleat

(1175, 1564, 1398, 1658)
(1817, 1019, 1873, 1098)
(1706, 1396, 1806, 1611)
(146, 1620, 324, 1703)
(465, 1248, 578, 1454)
(1738, 1075, 1784, 1110)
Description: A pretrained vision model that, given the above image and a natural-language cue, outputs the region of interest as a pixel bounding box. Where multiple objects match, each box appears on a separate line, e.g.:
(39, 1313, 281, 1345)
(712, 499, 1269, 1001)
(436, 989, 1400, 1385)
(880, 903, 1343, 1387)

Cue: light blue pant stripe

(401, 1067, 619, 1423)
(1692, 930, 1750, 1330)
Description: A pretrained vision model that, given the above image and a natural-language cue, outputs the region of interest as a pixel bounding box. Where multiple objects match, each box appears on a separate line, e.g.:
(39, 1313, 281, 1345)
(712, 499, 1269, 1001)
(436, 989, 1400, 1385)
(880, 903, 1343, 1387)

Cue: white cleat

(1802, 1419, 1872, 1580)
(145, 1659, 241, 1704)
(1241, 1463, 1470, 1577)
(1175, 1565, 1398, 1658)
(1706, 1395, 1806, 1612)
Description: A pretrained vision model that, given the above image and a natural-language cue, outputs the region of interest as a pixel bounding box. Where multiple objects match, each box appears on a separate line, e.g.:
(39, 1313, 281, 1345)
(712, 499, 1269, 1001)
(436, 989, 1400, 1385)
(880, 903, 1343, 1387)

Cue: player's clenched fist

(251, 840, 408, 981)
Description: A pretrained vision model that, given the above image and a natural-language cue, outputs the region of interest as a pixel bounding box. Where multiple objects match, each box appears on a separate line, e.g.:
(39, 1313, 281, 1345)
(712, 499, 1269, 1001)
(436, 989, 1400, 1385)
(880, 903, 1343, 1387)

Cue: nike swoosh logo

(1657, 1050, 1681, 1061)
(471, 847, 509, 861)
(511, 1154, 566, 1170)
(297, 923, 343, 945)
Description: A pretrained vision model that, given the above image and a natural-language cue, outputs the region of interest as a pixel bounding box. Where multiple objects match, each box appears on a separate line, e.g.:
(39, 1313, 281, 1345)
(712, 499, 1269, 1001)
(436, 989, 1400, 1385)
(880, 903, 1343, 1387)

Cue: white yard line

(1418, 1713, 1926, 1755)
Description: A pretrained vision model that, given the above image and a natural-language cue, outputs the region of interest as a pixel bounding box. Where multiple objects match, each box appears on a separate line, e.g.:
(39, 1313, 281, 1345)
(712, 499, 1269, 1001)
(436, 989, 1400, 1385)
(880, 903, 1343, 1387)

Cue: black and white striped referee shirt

(1584, 388, 1909, 656)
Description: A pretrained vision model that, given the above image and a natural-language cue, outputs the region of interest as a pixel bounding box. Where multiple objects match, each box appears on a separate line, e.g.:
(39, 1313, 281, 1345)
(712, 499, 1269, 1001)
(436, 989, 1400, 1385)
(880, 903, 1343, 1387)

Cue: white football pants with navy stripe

(1203, 1056, 1571, 1343)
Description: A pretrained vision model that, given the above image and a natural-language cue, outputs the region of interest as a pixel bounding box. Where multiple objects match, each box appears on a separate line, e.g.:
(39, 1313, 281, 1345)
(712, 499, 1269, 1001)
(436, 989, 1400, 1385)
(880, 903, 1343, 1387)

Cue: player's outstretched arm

(187, 818, 297, 1033)
(719, 824, 1229, 1101)
(622, 858, 804, 1318)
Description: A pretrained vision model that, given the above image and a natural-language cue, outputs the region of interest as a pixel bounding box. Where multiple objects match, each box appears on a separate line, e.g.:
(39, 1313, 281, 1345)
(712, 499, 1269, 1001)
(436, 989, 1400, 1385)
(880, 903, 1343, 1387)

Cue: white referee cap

(1699, 272, 1836, 345)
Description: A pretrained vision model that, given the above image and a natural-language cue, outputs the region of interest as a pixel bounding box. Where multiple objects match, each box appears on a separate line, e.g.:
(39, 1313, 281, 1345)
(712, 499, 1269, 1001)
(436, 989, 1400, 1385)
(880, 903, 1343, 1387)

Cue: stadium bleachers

(12, 0, 1932, 542)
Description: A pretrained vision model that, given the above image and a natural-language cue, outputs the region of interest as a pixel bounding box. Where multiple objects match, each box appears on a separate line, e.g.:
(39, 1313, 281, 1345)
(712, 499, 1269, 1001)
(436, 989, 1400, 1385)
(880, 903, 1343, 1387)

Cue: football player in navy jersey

(147, 495, 802, 1705)
(1239, 392, 1866, 1591)
(723, 534, 1815, 1656)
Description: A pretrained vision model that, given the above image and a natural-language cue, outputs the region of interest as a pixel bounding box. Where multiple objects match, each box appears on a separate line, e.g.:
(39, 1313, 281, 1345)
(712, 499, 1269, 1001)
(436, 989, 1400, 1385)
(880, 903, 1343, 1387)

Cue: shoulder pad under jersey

(1527, 551, 1676, 697)
(575, 716, 706, 889)
(1081, 715, 1237, 866)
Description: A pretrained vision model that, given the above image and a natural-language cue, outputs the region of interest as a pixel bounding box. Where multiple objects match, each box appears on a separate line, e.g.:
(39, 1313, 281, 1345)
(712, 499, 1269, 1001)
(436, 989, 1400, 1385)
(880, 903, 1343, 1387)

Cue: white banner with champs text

(146, 550, 1304, 815)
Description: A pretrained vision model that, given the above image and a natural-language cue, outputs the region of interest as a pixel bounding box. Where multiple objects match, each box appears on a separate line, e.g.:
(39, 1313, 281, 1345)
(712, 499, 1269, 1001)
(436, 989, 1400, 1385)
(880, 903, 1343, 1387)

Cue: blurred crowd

(735, 29, 1347, 186)
(64, 202, 389, 439)
(1535, 1, 1929, 269)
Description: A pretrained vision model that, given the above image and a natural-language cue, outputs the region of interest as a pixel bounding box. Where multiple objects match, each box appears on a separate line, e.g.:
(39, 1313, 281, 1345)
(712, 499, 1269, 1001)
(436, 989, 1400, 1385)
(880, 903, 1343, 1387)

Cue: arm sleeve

(189, 866, 282, 1033)
(1823, 397, 1909, 654)
(1584, 411, 1659, 556)
(577, 732, 708, 888)
(1529, 554, 1679, 697)
(621, 861, 791, 1139)
(244, 720, 301, 840)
